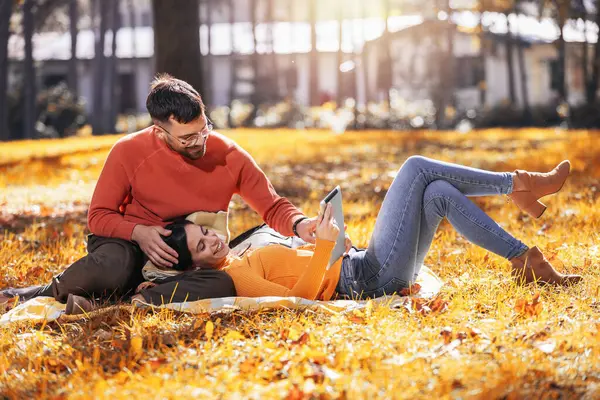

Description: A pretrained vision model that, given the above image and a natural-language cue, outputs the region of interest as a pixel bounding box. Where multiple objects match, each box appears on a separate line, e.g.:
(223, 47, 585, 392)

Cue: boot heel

(510, 191, 547, 218)
(524, 199, 547, 219)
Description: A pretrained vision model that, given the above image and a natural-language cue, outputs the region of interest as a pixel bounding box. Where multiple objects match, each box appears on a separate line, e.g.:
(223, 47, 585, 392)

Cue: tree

(248, 0, 259, 124)
(228, 0, 235, 127)
(23, 0, 36, 140)
(361, 0, 370, 105)
(592, 0, 600, 104)
(308, 0, 319, 105)
(574, 0, 598, 105)
(266, 0, 278, 100)
(381, 0, 392, 108)
(0, 0, 12, 141)
(540, 0, 571, 106)
(477, 0, 488, 106)
(336, 1, 343, 108)
(92, 0, 109, 134)
(204, 0, 213, 106)
(106, 0, 119, 132)
(505, 11, 517, 105)
(152, 0, 204, 99)
(127, 0, 138, 114)
(515, 0, 531, 120)
(68, 0, 78, 95)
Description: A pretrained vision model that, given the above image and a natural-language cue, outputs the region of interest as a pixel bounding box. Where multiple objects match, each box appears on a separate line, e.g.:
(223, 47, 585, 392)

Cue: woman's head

(162, 221, 230, 270)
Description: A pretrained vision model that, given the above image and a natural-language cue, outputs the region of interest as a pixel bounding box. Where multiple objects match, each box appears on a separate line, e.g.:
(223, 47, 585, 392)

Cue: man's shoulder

(206, 131, 250, 163)
(208, 131, 239, 151)
(111, 127, 159, 156)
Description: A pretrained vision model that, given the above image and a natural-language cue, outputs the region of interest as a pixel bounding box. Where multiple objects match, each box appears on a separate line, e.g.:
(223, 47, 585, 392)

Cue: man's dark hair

(161, 220, 194, 271)
(146, 73, 205, 124)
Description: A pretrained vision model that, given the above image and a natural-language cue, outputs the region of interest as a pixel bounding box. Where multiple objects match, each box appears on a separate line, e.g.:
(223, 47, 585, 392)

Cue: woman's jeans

(336, 156, 529, 299)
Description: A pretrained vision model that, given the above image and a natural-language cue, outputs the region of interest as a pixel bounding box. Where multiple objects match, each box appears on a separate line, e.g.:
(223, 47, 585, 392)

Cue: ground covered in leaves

(1, 129, 600, 399)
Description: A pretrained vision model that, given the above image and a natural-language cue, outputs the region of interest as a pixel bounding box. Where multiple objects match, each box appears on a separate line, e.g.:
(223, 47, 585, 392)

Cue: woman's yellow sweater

(220, 239, 343, 301)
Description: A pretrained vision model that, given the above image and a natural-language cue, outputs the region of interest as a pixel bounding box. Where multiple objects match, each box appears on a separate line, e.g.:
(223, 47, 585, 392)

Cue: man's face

(156, 115, 210, 160)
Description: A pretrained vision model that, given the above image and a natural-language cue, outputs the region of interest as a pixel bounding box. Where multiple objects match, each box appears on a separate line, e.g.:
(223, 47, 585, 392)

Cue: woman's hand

(316, 203, 340, 242)
(343, 225, 352, 256)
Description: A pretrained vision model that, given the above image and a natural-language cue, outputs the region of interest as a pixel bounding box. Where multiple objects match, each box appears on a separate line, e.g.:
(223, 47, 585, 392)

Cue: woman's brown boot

(509, 160, 571, 218)
(510, 246, 582, 286)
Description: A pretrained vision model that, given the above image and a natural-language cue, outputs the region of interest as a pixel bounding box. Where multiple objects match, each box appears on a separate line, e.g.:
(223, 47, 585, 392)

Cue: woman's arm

(228, 203, 339, 300)
(228, 238, 335, 299)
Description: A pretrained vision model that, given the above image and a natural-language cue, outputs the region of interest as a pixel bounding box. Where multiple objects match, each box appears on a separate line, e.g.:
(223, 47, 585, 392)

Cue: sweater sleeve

(229, 239, 335, 300)
(233, 146, 304, 237)
(87, 142, 138, 240)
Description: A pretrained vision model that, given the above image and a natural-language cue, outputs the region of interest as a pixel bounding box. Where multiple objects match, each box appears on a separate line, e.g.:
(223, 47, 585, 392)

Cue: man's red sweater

(87, 127, 304, 241)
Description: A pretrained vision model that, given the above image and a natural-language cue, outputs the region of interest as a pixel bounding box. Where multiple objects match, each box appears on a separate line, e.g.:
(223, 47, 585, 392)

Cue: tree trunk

(515, 2, 530, 120)
(127, 0, 138, 116)
(152, 0, 204, 98)
(106, 0, 119, 132)
(248, 0, 259, 124)
(0, 0, 12, 141)
(266, 0, 278, 101)
(287, 0, 297, 101)
(336, 3, 343, 108)
(361, 0, 369, 106)
(92, 0, 109, 134)
(555, 2, 569, 105)
(505, 12, 517, 105)
(205, 0, 213, 106)
(382, 0, 392, 108)
(477, 0, 487, 106)
(444, 4, 456, 128)
(592, 2, 600, 104)
(228, 0, 235, 127)
(68, 0, 78, 96)
(308, 0, 319, 106)
(23, 0, 36, 140)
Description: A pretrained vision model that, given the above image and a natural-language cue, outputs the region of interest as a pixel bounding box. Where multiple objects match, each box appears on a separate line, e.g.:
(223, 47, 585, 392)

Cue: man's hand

(295, 216, 318, 244)
(131, 225, 178, 268)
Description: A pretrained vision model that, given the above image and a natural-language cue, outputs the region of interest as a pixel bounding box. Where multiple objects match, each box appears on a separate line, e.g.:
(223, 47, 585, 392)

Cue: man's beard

(180, 143, 207, 160)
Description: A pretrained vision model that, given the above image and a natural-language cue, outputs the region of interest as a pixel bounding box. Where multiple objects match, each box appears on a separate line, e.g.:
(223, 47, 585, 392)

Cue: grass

(1, 128, 599, 399)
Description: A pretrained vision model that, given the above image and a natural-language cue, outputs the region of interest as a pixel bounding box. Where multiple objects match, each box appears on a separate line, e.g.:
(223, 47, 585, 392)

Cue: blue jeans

(336, 156, 529, 299)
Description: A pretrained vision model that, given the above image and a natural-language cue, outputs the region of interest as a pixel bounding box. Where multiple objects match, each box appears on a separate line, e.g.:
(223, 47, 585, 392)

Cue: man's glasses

(157, 122, 213, 148)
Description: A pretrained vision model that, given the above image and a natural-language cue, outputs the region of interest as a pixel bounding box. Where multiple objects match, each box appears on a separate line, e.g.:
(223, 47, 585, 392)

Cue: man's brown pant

(2, 235, 236, 305)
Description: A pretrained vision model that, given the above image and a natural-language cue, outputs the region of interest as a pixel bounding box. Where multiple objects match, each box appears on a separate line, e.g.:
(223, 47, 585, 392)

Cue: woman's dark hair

(161, 220, 194, 271)
(146, 73, 205, 124)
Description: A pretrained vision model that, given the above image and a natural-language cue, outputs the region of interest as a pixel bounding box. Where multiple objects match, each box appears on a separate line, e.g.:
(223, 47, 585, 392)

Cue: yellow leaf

(205, 320, 214, 341)
(130, 335, 143, 359)
(224, 330, 245, 341)
(365, 300, 374, 317)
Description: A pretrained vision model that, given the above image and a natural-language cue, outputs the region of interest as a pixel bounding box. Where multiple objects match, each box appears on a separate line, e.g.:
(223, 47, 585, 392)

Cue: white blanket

(0, 265, 443, 326)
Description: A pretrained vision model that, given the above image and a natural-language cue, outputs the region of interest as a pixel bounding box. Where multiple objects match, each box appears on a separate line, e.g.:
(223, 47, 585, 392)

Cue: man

(0, 74, 317, 309)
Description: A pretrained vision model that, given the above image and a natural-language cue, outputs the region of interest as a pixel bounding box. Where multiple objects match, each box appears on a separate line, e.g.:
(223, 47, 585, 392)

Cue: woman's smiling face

(184, 224, 230, 268)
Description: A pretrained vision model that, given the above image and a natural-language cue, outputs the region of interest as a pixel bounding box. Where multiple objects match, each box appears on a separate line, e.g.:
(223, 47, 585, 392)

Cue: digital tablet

(320, 186, 346, 268)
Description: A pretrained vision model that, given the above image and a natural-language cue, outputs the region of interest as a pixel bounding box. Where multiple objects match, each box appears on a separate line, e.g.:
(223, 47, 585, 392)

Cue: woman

(130, 156, 582, 302)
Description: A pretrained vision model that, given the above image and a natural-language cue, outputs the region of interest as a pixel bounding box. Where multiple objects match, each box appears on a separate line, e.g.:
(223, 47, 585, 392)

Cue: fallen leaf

(130, 335, 143, 359)
(515, 292, 543, 317)
(400, 283, 422, 296)
(205, 320, 214, 341)
(291, 332, 309, 346)
(347, 315, 366, 324)
(441, 327, 453, 344)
